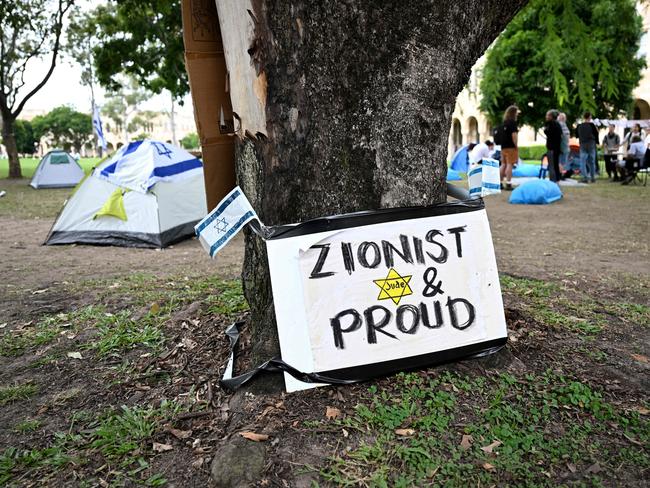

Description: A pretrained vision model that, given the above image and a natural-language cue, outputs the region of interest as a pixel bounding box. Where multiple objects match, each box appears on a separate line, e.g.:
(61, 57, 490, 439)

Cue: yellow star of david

(373, 268, 413, 305)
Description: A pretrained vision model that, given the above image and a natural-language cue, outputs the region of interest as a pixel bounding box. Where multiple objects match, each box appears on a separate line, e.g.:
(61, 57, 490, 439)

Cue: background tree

(180, 132, 199, 150)
(65, 6, 103, 155)
(479, 0, 645, 128)
(86, 0, 185, 144)
(101, 78, 150, 144)
(0, 0, 74, 178)
(2, 119, 37, 155)
(31, 105, 92, 152)
(128, 110, 158, 137)
(211, 1, 528, 374)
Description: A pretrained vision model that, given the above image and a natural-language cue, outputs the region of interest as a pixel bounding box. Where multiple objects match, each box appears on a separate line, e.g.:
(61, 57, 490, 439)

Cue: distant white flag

(195, 186, 259, 258)
(93, 106, 107, 151)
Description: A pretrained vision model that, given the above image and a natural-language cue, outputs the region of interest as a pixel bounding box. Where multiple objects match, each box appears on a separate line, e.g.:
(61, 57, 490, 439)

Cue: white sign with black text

(266, 206, 507, 392)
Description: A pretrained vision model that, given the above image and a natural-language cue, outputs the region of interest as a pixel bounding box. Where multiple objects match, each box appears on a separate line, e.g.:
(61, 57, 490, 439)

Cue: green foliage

(88, 0, 187, 100)
(518, 145, 547, 160)
(480, 0, 645, 128)
(31, 106, 92, 152)
(7, 120, 38, 154)
(180, 132, 199, 150)
(320, 371, 649, 486)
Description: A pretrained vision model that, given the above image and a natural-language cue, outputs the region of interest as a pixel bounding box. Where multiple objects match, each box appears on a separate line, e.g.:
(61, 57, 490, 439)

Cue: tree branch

(12, 0, 74, 118)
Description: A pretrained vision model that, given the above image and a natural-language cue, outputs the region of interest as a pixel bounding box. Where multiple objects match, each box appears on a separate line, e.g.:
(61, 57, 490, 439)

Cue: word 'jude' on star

(373, 268, 413, 305)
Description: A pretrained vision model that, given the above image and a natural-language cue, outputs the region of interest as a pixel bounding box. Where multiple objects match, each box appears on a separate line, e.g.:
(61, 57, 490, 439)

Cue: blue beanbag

(512, 163, 541, 177)
(446, 168, 462, 181)
(509, 180, 563, 205)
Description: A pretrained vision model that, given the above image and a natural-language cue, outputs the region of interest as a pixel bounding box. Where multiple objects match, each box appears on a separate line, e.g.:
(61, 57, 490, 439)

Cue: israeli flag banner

(93, 106, 108, 151)
(468, 158, 501, 198)
(195, 186, 259, 257)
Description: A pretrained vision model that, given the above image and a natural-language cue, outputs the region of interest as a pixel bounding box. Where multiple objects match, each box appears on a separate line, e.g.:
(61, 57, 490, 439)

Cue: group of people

(464, 105, 647, 189)
(602, 122, 649, 184)
(543, 110, 602, 184)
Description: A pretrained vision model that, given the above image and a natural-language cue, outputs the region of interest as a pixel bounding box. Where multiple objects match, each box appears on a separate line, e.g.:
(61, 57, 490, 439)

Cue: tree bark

(1, 114, 22, 179)
(224, 0, 528, 376)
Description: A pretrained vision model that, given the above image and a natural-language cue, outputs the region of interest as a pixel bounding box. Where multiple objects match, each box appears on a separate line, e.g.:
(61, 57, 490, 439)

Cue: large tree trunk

(1, 114, 22, 179)
(221, 0, 528, 373)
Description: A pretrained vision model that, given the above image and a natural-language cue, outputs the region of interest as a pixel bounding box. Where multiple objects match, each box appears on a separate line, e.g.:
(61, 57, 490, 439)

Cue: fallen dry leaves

(152, 442, 173, 452)
(240, 431, 269, 442)
(460, 434, 473, 450)
(630, 353, 649, 364)
(395, 428, 415, 436)
(481, 440, 502, 454)
(325, 406, 341, 420)
(168, 428, 192, 440)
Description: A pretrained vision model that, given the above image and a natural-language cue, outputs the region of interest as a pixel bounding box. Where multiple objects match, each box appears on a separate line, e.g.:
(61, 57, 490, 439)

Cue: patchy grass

(0, 179, 72, 219)
(91, 274, 249, 320)
(13, 419, 42, 433)
(319, 371, 649, 487)
(0, 401, 182, 487)
(0, 306, 103, 357)
(89, 310, 166, 358)
(605, 302, 650, 327)
(0, 383, 38, 406)
(500, 275, 611, 335)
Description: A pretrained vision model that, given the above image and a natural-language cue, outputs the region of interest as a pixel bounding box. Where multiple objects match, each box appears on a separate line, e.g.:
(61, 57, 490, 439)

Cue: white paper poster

(266, 204, 507, 392)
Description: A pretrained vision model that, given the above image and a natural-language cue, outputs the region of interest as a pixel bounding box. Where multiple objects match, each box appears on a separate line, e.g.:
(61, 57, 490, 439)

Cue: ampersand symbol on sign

(422, 267, 444, 297)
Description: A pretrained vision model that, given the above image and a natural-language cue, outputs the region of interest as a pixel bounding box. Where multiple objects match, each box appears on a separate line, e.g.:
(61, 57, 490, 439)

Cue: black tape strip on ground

(220, 322, 507, 391)
(220, 322, 359, 391)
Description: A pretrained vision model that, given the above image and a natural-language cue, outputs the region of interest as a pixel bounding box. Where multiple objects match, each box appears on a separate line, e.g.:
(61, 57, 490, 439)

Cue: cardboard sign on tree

(196, 190, 508, 393)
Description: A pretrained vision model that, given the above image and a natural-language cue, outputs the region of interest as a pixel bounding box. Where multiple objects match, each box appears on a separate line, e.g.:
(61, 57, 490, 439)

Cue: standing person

(576, 112, 599, 183)
(558, 113, 570, 174)
(499, 105, 519, 190)
(602, 125, 621, 181)
(544, 110, 563, 182)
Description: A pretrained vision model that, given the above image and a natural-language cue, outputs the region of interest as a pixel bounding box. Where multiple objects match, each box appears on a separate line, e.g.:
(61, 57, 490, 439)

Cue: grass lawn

(0, 157, 101, 179)
(0, 159, 648, 486)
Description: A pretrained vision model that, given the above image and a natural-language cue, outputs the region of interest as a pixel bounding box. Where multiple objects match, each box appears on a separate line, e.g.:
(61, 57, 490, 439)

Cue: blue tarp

(509, 180, 563, 205)
(512, 163, 541, 178)
(450, 145, 470, 172)
(446, 168, 462, 181)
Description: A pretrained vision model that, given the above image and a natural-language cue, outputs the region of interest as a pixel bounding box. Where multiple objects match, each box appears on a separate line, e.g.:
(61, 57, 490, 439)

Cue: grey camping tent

(30, 150, 85, 189)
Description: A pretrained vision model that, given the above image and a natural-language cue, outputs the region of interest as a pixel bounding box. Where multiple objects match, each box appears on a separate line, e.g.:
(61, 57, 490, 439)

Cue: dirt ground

(0, 177, 648, 487)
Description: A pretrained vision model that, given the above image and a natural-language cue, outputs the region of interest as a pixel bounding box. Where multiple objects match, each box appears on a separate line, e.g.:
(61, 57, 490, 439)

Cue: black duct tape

(220, 321, 506, 391)
(265, 198, 484, 240)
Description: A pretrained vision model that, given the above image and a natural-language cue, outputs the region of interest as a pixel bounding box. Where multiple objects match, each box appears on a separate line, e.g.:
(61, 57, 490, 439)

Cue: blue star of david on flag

(195, 187, 260, 257)
(152, 141, 173, 159)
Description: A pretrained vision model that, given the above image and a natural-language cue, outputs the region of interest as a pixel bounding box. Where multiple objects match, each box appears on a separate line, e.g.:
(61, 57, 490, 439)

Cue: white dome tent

(30, 149, 85, 189)
(45, 140, 207, 248)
